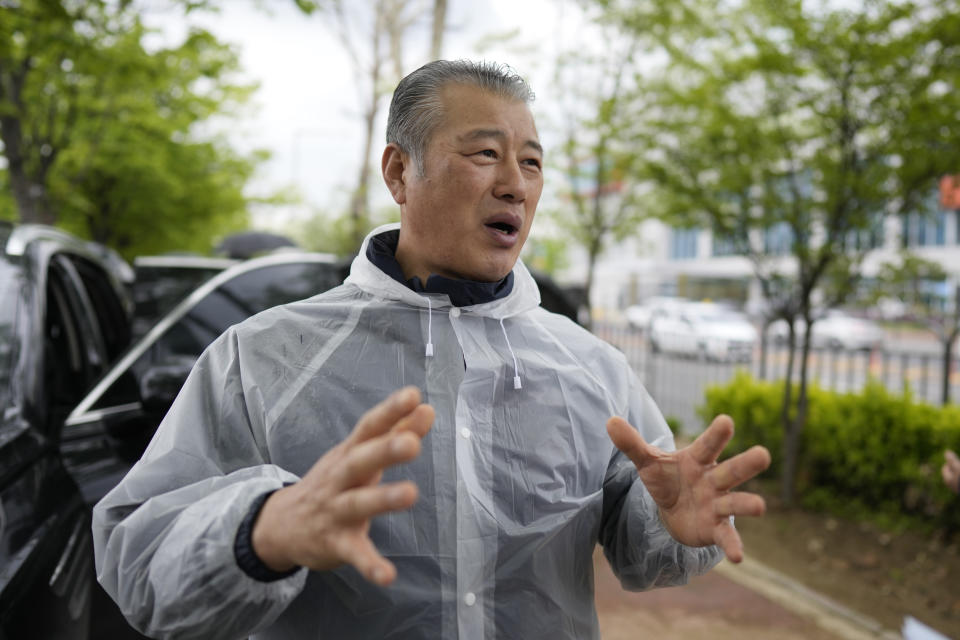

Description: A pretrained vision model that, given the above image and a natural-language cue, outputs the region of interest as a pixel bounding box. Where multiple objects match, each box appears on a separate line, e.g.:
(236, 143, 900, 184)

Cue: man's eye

(478, 149, 498, 158)
(523, 158, 542, 169)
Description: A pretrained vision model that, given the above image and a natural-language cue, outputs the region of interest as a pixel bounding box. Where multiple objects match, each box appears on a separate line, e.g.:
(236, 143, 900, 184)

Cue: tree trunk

(345, 6, 386, 252)
(429, 0, 447, 60)
(779, 321, 798, 505)
(0, 114, 56, 225)
(583, 242, 599, 331)
(758, 318, 770, 380)
(347, 100, 377, 250)
(781, 320, 814, 506)
(944, 331, 959, 405)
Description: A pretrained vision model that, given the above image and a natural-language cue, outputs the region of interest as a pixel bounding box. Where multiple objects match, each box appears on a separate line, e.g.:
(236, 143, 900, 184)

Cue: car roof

(133, 255, 241, 270)
(3, 223, 135, 283)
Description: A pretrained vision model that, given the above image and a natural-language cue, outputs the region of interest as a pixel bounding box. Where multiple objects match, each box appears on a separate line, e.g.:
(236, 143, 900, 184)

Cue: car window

(89, 260, 342, 411)
(45, 259, 99, 429)
(154, 261, 342, 358)
(69, 256, 131, 362)
(131, 263, 229, 339)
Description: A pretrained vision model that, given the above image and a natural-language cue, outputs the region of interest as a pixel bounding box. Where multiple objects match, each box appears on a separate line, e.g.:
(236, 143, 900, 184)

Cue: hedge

(700, 372, 960, 533)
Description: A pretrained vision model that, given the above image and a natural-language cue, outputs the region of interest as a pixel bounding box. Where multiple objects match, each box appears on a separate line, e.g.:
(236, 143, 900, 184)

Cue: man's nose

(493, 159, 527, 202)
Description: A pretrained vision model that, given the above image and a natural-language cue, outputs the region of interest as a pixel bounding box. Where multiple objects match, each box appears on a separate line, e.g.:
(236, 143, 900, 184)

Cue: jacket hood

(345, 223, 541, 319)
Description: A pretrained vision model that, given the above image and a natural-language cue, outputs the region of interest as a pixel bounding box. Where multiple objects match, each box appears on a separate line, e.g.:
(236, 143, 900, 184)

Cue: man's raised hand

(252, 387, 434, 585)
(606, 414, 771, 563)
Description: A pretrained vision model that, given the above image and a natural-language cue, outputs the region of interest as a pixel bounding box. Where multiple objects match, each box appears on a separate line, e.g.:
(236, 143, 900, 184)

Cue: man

(94, 60, 771, 640)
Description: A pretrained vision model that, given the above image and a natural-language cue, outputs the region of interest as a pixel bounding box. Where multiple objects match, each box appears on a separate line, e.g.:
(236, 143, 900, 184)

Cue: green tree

(550, 31, 646, 328)
(522, 234, 570, 277)
(0, 1, 265, 258)
(290, 205, 399, 257)
(874, 252, 959, 404)
(600, 0, 960, 503)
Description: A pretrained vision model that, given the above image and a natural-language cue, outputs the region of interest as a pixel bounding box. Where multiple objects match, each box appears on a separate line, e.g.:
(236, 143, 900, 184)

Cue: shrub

(700, 373, 960, 534)
(664, 415, 682, 437)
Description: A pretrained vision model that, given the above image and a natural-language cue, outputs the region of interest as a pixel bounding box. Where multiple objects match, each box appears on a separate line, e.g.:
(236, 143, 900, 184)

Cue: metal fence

(594, 321, 959, 436)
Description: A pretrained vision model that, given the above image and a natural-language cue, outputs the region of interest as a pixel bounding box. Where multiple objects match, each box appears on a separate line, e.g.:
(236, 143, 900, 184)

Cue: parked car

(0, 223, 135, 640)
(649, 301, 758, 361)
(625, 296, 686, 332)
(63, 251, 348, 506)
(768, 310, 885, 351)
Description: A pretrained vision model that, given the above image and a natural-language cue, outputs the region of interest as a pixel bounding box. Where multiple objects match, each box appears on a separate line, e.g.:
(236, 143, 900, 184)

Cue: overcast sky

(148, 0, 590, 230)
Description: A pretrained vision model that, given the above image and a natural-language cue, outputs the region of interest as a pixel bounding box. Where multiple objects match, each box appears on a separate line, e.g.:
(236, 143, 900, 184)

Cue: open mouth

(486, 221, 518, 235)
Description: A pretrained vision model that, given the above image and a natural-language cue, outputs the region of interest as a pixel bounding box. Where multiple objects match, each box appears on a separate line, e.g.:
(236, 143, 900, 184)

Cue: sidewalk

(593, 549, 901, 640)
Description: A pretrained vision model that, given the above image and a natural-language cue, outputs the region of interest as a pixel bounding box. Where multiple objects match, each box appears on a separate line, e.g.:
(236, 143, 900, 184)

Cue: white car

(649, 302, 758, 361)
(768, 310, 885, 351)
(625, 296, 686, 332)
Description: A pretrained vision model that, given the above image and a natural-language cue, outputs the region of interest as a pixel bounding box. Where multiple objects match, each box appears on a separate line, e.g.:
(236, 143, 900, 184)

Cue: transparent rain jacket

(93, 225, 722, 640)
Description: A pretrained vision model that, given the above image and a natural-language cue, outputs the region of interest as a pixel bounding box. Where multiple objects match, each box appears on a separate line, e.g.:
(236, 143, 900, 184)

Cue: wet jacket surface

(93, 224, 722, 640)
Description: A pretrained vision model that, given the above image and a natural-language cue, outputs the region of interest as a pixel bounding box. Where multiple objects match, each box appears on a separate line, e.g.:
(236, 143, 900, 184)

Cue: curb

(714, 556, 901, 640)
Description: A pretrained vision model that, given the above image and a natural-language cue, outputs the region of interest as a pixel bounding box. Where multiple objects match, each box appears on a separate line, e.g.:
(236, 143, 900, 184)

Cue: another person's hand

(252, 386, 434, 585)
(607, 414, 771, 563)
(942, 449, 960, 494)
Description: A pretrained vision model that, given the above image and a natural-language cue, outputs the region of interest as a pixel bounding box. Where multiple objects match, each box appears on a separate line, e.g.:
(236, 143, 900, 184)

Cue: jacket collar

(365, 228, 514, 307)
(345, 223, 541, 318)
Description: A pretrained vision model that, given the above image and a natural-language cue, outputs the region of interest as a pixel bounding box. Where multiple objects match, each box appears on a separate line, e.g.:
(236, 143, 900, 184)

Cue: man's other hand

(252, 386, 434, 585)
(943, 449, 960, 494)
(606, 414, 771, 563)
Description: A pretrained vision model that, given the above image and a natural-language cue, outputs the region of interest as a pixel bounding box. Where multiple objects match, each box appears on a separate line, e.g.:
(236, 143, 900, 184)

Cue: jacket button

(459, 427, 471, 439)
(463, 592, 476, 606)
(450, 308, 461, 318)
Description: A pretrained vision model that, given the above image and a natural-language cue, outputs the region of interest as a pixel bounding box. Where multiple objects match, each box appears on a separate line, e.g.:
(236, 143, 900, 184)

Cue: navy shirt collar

(366, 229, 514, 307)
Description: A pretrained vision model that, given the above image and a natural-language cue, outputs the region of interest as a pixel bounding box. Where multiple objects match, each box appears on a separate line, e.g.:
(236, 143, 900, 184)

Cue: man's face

(393, 83, 543, 283)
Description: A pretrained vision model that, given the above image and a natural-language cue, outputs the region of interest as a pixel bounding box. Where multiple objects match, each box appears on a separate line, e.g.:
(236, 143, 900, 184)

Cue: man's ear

(382, 144, 409, 205)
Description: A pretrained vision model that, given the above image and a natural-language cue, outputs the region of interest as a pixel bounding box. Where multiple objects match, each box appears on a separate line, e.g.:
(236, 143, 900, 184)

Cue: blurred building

(570, 179, 960, 316)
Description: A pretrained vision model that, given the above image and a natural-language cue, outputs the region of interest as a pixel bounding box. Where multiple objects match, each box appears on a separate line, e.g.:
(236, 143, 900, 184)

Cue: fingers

(336, 535, 397, 586)
(713, 491, 766, 518)
(947, 449, 960, 468)
(333, 412, 431, 489)
(714, 518, 745, 563)
(606, 417, 661, 470)
(348, 387, 422, 444)
(688, 414, 735, 465)
(330, 481, 419, 523)
(390, 402, 435, 438)
(709, 445, 771, 492)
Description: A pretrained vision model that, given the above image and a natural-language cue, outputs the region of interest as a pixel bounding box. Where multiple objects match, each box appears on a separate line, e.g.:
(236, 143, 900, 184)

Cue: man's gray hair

(386, 60, 535, 174)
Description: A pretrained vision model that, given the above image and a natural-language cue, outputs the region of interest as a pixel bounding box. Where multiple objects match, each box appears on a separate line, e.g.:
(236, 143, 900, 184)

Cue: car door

(63, 256, 345, 505)
(0, 251, 108, 640)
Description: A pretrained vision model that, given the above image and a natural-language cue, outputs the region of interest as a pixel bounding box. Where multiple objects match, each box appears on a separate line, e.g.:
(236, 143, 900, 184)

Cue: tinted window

(91, 261, 342, 410)
(45, 261, 98, 428)
(70, 256, 131, 361)
(131, 264, 227, 339)
(156, 261, 341, 357)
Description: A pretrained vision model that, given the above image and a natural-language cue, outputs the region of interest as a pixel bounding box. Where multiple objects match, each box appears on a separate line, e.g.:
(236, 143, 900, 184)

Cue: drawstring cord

(423, 298, 520, 390)
(499, 317, 522, 390)
(425, 297, 434, 357)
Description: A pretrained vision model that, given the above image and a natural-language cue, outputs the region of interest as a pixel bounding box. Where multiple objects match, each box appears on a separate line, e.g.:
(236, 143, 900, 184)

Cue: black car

(0, 223, 134, 640)
(1, 225, 347, 639)
(64, 252, 348, 505)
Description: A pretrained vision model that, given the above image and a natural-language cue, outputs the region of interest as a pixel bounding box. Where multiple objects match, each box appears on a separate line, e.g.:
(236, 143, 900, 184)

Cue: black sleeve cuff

(234, 487, 301, 582)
